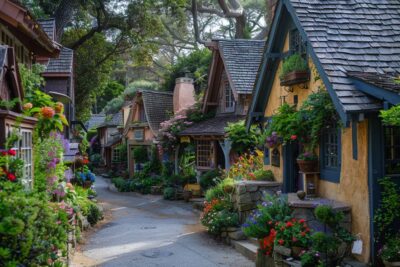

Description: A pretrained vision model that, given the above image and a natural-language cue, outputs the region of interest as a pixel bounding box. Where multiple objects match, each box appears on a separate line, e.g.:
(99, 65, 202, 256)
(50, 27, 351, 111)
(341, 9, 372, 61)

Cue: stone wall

(233, 181, 282, 223)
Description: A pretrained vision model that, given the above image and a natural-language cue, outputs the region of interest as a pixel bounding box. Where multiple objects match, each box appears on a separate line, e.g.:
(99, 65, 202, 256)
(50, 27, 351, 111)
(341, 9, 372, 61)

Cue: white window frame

(134, 129, 144, 141)
(112, 147, 121, 163)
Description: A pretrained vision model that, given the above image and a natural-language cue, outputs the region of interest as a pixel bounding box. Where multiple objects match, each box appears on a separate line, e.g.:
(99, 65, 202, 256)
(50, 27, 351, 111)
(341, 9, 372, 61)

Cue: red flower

(300, 231, 306, 237)
(248, 172, 256, 180)
(1, 151, 7, 156)
(299, 219, 305, 224)
(268, 221, 273, 225)
(280, 226, 285, 231)
(7, 172, 16, 181)
(290, 135, 297, 140)
(292, 237, 298, 242)
(8, 149, 16, 156)
(278, 239, 284, 245)
(286, 221, 293, 227)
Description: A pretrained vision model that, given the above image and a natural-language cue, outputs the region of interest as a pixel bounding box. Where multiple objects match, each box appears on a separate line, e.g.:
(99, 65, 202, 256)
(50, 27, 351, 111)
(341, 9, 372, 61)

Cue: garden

(0, 65, 102, 266)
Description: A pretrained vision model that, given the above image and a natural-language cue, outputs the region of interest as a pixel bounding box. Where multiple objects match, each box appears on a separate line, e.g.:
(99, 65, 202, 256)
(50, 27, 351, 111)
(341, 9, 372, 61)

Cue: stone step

(232, 240, 257, 262)
(248, 237, 259, 246)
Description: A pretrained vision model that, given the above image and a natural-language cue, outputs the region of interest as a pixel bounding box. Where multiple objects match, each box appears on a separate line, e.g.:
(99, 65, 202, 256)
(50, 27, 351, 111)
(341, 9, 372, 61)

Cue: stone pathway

(71, 176, 253, 267)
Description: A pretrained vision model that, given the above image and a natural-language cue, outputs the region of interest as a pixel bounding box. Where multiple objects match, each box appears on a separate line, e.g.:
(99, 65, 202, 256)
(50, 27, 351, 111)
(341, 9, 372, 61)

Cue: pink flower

(8, 149, 16, 156)
(290, 135, 297, 140)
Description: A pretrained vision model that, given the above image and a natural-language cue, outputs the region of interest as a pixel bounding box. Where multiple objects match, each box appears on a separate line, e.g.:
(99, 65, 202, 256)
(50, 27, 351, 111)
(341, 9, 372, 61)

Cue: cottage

(179, 39, 264, 172)
(37, 19, 75, 139)
(0, 0, 60, 188)
(246, 0, 400, 263)
(123, 90, 173, 177)
(97, 112, 123, 169)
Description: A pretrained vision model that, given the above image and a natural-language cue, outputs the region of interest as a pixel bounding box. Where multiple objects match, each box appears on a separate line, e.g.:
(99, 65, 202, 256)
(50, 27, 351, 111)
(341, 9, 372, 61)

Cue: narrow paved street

(72, 176, 253, 267)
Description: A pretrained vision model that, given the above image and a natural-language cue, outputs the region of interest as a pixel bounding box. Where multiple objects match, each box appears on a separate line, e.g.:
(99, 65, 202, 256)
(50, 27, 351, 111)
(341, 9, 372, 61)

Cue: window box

(280, 70, 310, 86)
(296, 159, 318, 173)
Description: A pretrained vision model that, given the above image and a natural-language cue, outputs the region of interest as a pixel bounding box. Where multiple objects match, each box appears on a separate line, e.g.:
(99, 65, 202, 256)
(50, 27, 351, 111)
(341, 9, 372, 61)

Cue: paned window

(112, 147, 121, 162)
(384, 126, 400, 176)
(196, 140, 215, 168)
(224, 80, 234, 112)
(320, 126, 341, 182)
(134, 129, 144, 141)
(290, 29, 306, 55)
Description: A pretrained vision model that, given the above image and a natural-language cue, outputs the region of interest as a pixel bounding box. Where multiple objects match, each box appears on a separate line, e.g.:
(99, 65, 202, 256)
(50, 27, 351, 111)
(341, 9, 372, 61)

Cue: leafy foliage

(199, 169, 223, 191)
(380, 104, 400, 126)
(133, 147, 149, 164)
(225, 120, 258, 154)
(280, 53, 308, 79)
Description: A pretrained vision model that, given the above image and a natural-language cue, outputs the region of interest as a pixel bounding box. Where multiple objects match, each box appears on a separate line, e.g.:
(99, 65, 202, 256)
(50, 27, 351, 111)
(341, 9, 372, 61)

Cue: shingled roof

(218, 39, 265, 94)
(289, 0, 400, 113)
(98, 112, 123, 128)
(44, 46, 73, 73)
(180, 115, 244, 136)
(37, 19, 55, 41)
(85, 114, 106, 130)
(141, 90, 173, 135)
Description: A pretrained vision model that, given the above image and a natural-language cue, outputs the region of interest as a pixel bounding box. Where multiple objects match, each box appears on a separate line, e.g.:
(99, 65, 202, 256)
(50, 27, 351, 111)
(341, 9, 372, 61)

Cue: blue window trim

(264, 147, 270, 165)
(320, 127, 342, 183)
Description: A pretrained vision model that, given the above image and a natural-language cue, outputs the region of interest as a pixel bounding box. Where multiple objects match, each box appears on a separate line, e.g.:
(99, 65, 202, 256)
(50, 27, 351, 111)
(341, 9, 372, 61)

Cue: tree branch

(217, 0, 244, 18)
(191, 0, 206, 44)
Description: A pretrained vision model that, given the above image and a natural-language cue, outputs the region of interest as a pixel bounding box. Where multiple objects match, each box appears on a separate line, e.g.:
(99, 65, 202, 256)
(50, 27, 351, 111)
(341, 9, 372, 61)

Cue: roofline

(42, 72, 72, 77)
(246, 0, 348, 130)
(0, 0, 60, 57)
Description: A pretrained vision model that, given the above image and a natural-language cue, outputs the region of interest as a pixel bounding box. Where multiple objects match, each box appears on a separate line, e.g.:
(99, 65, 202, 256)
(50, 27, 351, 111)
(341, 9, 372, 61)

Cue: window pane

(384, 126, 400, 175)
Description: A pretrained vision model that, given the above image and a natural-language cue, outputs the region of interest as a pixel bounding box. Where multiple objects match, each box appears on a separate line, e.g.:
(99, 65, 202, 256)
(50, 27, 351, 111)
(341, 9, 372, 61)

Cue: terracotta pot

(280, 71, 310, 86)
(384, 261, 400, 267)
(296, 159, 318, 173)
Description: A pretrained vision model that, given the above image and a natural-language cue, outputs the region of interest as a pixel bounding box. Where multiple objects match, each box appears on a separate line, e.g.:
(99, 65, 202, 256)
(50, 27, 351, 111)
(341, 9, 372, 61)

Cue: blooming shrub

(227, 150, 264, 180)
(200, 198, 239, 235)
(0, 149, 23, 183)
(274, 219, 311, 248)
(159, 114, 192, 151)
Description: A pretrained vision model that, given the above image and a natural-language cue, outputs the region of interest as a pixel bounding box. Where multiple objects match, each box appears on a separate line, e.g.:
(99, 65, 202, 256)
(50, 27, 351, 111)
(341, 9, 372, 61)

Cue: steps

(232, 240, 258, 261)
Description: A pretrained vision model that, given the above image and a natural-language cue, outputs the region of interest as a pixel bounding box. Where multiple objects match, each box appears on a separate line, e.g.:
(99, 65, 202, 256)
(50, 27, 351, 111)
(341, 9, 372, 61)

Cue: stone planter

(296, 159, 318, 173)
(256, 249, 275, 267)
(384, 261, 400, 267)
(280, 70, 310, 86)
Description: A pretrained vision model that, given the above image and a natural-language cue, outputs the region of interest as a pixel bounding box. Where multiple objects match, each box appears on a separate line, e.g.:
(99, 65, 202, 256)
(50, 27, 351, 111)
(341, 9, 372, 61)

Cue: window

(139, 106, 147, 122)
(290, 29, 306, 55)
(384, 126, 400, 176)
(112, 147, 121, 162)
(320, 126, 341, 182)
(224, 80, 234, 112)
(134, 129, 144, 141)
(196, 140, 215, 168)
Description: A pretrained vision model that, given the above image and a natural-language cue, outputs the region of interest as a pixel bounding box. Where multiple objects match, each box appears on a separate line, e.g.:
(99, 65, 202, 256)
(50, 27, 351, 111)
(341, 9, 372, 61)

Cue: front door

(282, 142, 300, 193)
(368, 115, 400, 264)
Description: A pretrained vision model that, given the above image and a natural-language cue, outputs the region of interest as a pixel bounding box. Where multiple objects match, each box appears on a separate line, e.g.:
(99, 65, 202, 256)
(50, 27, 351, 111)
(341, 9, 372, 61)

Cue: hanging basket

(296, 159, 318, 173)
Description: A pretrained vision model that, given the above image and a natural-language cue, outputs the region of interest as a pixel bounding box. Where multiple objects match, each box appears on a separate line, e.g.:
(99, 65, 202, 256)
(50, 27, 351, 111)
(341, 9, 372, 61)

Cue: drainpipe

(219, 139, 232, 170)
(174, 144, 180, 175)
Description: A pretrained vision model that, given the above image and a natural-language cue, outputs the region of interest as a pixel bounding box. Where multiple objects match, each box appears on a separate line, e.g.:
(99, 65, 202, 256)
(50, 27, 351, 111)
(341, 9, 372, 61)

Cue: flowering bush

(201, 198, 239, 235)
(159, 114, 193, 151)
(0, 149, 23, 183)
(227, 150, 263, 180)
(265, 132, 281, 148)
(274, 218, 311, 248)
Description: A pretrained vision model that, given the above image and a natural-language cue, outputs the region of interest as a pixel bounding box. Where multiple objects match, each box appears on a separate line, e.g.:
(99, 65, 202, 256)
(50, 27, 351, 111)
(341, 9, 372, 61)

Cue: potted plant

(274, 218, 311, 258)
(380, 236, 400, 266)
(280, 53, 309, 86)
(265, 132, 282, 148)
(297, 151, 318, 173)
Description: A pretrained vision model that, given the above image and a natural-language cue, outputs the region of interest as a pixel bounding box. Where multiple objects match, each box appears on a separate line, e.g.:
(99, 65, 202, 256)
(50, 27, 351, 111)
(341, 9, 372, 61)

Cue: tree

(95, 81, 125, 113)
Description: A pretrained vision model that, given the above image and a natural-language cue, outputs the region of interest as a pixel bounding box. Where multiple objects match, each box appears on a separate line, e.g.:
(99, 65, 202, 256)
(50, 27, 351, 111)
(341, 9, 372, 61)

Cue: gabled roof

(248, 0, 400, 127)
(37, 19, 55, 41)
(142, 90, 173, 135)
(179, 115, 244, 136)
(218, 39, 265, 94)
(42, 46, 73, 74)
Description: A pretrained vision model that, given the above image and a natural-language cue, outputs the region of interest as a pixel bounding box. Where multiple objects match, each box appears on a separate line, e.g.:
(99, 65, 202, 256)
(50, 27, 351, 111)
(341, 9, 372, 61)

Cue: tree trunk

(54, 0, 81, 41)
(235, 13, 246, 38)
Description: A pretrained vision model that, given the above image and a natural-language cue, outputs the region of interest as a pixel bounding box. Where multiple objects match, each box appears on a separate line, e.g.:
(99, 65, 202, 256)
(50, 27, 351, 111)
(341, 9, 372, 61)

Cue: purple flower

(47, 160, 57, 169)
(53, 189, 66, 198)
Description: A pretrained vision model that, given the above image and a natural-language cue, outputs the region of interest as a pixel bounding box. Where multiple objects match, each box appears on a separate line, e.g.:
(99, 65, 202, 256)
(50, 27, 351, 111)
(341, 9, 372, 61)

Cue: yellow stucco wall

(262, 33, 370, 262)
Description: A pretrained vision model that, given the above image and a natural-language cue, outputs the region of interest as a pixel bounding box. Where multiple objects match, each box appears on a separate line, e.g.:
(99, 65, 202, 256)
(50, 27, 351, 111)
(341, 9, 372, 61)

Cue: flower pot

(297, 159, 318, 173)
(280, 71, 310, 86)
(384, 261, 400, 267)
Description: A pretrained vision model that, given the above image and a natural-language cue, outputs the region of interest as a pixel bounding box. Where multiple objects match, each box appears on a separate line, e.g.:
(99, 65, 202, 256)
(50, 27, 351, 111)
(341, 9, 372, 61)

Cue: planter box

(280, 71, 310, 86)
(256, 249, 275, 267)
(297, 159, 318, 173)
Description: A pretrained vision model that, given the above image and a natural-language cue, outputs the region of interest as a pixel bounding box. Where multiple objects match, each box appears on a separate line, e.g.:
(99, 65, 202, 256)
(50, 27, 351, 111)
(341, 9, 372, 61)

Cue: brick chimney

(173, 77, 196, 114)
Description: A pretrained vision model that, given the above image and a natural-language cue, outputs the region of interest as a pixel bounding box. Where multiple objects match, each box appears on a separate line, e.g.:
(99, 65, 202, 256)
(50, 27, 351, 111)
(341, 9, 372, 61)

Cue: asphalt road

(71, 175, 253, 267)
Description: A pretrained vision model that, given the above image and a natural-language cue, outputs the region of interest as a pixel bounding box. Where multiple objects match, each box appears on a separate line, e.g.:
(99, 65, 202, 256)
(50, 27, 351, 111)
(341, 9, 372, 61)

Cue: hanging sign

(180, 136, 191, 143)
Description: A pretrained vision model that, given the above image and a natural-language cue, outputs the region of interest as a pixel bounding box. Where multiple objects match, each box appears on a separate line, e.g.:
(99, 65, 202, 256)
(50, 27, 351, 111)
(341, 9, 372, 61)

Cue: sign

(180, 136, 190, 143)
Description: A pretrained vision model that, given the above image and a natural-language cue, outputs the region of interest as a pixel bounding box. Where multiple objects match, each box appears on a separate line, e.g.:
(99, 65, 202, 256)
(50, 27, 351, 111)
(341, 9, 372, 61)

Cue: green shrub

(254, 169, 274, 181)
(163, 187, 176, 200)
(161, 161, 174, 177)
(0, 183, 68, 266)
(87, 204, 102, 226)
(200, 169, 221, 190)
(133, 147, 148, 163)
(205, 178, 234, 202)
(279, 53, 308, 79)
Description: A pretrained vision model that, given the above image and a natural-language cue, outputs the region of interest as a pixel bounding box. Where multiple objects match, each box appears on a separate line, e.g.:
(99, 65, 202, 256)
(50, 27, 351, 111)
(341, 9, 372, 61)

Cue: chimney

(173, 77, 196, 114)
